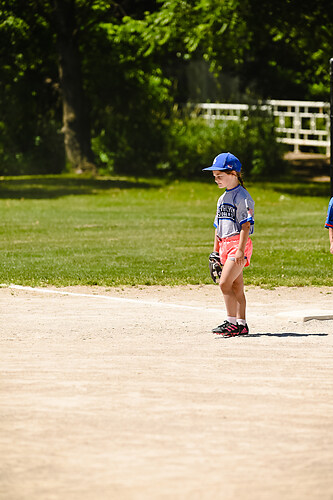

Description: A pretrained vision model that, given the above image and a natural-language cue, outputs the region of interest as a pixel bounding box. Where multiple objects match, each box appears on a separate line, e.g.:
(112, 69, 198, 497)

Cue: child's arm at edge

(329, 227, 333, 255)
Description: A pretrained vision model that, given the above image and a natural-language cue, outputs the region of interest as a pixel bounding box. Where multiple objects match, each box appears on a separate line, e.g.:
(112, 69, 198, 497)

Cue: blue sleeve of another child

(325, 197, 333, 228)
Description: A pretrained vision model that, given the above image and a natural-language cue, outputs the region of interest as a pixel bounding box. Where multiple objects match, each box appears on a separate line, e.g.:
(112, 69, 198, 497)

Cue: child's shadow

(247, 332, 328, 338)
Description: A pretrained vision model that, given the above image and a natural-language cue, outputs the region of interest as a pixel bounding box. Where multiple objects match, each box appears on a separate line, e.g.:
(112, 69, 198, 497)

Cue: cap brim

(202, 166, 228, 171)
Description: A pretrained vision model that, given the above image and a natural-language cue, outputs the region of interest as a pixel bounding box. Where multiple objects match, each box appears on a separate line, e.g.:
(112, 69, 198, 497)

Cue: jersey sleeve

(325, 197, 333, 228)
(236, 196, 255, 226)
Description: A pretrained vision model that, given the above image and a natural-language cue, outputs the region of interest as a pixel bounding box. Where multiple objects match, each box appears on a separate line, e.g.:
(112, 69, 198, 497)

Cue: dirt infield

(1, 284, 333, 500)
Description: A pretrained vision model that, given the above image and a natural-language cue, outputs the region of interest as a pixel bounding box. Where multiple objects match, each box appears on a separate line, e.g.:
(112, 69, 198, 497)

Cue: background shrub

(159, 109, 287, 179)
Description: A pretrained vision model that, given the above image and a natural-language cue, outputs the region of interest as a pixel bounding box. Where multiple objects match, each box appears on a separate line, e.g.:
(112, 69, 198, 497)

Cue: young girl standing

(203, 152, 255, 337)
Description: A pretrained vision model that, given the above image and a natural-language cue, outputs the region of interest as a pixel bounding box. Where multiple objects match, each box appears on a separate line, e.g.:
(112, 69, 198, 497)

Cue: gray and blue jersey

(214, 185, 255, 239)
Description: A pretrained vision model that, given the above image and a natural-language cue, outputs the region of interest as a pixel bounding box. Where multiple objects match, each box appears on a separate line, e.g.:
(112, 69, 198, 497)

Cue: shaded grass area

(0, 174, 156, 199)
(0, 174, 332, 287)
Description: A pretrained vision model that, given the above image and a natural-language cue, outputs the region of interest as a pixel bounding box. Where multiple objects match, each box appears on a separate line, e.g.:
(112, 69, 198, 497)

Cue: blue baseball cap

(202, 152, 242, 172)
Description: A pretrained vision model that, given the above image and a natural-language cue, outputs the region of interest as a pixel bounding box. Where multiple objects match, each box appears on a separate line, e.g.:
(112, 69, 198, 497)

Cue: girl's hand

(235, 248, 245, 266)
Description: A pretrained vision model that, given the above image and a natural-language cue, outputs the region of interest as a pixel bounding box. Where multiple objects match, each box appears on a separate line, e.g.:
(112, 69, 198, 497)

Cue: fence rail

(191, 100, 330, 156)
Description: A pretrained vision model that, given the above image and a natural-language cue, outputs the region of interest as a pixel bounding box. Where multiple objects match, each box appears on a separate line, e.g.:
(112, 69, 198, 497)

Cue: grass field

(0, 174, 332, 287)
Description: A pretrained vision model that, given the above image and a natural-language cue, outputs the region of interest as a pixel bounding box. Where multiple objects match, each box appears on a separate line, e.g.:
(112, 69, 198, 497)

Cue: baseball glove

(209, 251, 223, 283)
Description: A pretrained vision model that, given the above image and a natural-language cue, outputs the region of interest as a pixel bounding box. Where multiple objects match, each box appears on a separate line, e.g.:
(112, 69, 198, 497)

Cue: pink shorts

(218, 235, 253, 267)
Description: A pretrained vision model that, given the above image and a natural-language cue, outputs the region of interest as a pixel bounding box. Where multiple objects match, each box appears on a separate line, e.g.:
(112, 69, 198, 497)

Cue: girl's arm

(214, 229, 219, 252)
(235, 222, 251, 266)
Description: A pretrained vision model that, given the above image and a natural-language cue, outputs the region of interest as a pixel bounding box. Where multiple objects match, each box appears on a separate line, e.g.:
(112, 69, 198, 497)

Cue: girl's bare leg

(232, 272, 246, 320)
(219, 259, 245, 318)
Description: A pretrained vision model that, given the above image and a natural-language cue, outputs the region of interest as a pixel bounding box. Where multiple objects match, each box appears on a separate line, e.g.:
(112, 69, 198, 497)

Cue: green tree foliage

(141, 0, 332, 100)
(237, 0, 333, 99)
(0, 0, 169, 175)
(0, 2, 63, 174)
(86, 5, 173, 175)
(0, 0, 331, 176)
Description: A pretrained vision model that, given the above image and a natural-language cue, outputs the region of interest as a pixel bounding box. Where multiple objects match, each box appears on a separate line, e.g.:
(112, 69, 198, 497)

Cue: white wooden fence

(191, 100, 330, 156)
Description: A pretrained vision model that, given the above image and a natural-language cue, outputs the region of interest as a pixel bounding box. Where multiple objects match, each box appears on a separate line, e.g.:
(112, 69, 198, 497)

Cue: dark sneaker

(212, 320, 239, 335)
(238, 323, 249, 335)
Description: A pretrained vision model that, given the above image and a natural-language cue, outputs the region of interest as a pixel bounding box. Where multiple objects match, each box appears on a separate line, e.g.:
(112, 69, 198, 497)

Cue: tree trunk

(51, 0, 96, 174)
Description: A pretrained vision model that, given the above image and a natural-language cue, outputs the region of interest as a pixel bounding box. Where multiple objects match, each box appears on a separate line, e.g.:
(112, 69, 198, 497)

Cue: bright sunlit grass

(0, 174, 332, 287)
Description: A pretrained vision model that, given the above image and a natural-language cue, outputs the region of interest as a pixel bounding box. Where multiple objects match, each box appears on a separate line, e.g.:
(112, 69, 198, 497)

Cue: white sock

(237, 319, 246, 326)
(227, 316, 237, 325)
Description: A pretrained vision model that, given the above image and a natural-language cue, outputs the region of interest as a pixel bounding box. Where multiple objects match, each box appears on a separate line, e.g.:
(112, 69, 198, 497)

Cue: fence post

(330, 57, 333, 197)
(294, 103, 300, 154)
